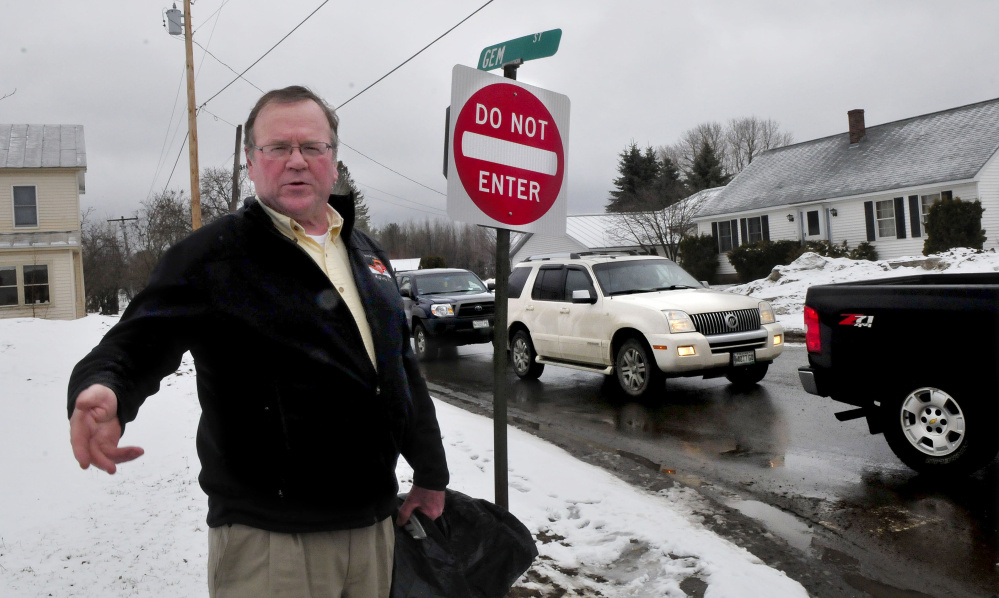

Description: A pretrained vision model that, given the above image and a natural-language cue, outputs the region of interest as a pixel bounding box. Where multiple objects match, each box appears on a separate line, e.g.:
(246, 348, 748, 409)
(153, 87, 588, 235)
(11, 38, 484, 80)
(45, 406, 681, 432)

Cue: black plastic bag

(391, 489, 538, 598)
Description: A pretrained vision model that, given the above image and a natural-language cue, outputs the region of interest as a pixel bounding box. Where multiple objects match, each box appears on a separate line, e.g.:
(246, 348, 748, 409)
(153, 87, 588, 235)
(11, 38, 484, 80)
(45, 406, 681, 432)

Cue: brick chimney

(848, 109, 866, 144)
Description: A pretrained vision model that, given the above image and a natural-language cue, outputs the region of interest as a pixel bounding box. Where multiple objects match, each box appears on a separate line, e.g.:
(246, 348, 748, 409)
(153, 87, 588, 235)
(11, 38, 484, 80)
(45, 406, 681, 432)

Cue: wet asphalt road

(417, 342, 998, 598)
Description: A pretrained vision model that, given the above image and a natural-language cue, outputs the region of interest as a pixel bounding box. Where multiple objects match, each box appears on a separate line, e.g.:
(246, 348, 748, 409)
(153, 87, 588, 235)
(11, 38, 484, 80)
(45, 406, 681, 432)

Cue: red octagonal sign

(452, 82, 565, 226)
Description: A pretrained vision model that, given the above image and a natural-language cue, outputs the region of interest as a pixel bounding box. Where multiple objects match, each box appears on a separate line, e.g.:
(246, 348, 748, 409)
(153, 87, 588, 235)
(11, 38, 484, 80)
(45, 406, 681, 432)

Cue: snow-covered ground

(2, 248, 996, 597)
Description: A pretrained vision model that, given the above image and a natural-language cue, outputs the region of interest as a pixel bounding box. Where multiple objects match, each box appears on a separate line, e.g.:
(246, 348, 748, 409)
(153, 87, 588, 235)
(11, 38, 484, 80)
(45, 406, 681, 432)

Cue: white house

(693, 98, 999, 281)
(0, 124, 88, 320)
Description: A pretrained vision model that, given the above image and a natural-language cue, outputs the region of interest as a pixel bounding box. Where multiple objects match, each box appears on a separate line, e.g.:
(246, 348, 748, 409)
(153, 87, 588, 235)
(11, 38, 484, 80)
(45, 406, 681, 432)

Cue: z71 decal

(839, 314, 874, 328)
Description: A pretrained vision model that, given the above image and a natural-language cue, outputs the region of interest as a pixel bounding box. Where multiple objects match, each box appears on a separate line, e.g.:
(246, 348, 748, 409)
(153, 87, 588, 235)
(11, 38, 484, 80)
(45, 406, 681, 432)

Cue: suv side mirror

(571, 289, 597, 304)
(399, 286, 413, 298)
(487, 281, 496, 291)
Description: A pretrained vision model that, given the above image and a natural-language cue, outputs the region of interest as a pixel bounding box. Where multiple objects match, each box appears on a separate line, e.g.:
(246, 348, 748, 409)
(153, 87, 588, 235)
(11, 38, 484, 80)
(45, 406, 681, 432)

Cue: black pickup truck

(798, 272, 999, 474)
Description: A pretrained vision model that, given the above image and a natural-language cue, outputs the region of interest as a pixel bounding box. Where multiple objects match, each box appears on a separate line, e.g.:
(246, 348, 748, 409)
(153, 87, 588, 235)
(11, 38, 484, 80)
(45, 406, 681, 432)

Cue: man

(68, 85, 448, 597)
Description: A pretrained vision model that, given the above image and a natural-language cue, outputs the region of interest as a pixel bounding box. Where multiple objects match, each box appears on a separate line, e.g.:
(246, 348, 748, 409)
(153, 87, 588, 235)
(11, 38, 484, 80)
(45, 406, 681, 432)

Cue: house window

(717, 221, 734, 252)
(806, 210, 821, 236)
(875, 199, 896, 238)
(746, 217, 763, 244)
(920, 190, 953, 229)
(13, 186, 39, 227)
(0, 267, 17, 306)
(23, 265, 49, 304)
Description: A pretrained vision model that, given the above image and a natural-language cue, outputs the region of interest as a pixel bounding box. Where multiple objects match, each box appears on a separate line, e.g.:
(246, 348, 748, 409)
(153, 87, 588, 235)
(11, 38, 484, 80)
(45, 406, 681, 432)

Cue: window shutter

(893, 196, 906, 239)
(711, 222, 719, 254)
(761, 215, 770, 241)
(864, 201, 876, 241)
(730, 219, 739, 246)
(740, 218, 748, 246)
(908, 195, 921, 238)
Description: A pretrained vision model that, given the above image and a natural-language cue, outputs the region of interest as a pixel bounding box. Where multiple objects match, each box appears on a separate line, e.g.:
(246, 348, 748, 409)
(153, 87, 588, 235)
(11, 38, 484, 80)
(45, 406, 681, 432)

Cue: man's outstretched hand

(69, 384, 144, 474)
(396, 485, 446, 526)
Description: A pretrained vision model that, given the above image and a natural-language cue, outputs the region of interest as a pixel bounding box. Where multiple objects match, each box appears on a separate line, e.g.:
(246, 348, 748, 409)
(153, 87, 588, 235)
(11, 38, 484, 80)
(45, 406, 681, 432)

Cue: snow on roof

(698, 97, 999, 218)
(0, 124, 87, 169)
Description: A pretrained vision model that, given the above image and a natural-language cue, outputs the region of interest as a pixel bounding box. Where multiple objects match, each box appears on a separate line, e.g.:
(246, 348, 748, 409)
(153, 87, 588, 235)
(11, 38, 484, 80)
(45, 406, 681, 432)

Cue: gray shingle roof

(698, 98, 999, 218)
(0, 124, 87, 169)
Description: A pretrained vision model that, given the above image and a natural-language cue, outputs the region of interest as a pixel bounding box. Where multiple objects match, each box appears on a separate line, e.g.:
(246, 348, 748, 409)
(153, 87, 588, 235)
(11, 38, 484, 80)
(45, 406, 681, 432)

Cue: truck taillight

(804, 305, 820, 353)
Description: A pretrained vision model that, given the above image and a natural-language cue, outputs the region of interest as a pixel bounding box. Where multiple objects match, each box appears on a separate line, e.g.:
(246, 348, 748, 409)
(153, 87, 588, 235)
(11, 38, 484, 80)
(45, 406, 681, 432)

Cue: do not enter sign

(447, 65, 569, 235)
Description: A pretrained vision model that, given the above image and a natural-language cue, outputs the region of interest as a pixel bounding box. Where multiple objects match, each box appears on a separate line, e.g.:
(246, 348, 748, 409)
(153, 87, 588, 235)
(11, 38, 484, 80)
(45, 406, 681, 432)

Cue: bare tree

(726, 116, 795, 173)
(126, 190, 192, 292)
(376, 218, 497, 278)
(81, 210, 129, 314)
(200, 165, 250, 223)
(660, 122, 726, 176)
(611, 189, 705, 262)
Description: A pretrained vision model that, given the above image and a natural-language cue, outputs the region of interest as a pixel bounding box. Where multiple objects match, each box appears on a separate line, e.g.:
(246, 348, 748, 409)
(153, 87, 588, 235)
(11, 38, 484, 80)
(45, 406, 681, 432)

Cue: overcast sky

(5, 0, 999, 227)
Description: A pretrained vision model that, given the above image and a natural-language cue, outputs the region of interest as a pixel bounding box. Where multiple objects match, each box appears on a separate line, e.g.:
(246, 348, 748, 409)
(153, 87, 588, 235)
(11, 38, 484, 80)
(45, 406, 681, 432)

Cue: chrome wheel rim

(619, 346, 647, 392)
(900, 387, 966, 457)
(512, 337, 531, 374)
(415, 329, 427, 356)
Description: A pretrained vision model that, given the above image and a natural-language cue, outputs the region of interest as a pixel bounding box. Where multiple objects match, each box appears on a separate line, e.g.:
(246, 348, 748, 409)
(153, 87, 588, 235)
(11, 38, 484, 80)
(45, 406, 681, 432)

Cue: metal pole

(492, 61, 520, 510)
(230, 124, 242, 214)
(183, 0, 202, 229)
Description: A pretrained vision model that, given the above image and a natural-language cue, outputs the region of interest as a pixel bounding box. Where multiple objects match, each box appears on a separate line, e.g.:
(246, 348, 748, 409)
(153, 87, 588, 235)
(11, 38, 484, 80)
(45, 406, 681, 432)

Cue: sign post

(446, 38, 567, 507)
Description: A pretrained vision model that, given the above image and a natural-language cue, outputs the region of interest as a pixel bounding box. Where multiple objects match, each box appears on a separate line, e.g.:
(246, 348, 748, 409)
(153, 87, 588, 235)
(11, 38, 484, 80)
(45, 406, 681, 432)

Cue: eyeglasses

(251, 142, 334, 160)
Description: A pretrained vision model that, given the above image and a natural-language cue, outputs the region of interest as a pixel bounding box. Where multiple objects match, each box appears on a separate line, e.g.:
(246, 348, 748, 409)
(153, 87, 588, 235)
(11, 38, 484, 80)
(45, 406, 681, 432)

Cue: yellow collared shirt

(256, 199, 377, 369)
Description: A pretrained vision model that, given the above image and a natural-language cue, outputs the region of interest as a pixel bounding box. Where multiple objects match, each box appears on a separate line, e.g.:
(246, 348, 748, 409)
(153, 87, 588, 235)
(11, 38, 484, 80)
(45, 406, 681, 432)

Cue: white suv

(507, 253, 785, 398)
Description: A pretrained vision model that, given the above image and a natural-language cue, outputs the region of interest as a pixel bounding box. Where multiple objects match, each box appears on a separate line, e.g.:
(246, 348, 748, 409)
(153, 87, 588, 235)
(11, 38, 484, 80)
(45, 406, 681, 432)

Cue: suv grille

(456, 302, 495, 317)
(690, 308, 761, 336)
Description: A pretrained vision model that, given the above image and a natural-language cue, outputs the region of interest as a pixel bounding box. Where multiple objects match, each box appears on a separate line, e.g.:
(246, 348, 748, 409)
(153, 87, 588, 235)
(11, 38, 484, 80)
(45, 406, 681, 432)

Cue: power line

(360, 183, 447, 214)
(198, 0, 331, 110)
(339, 141, 446, 196)
(193, 40, 265, 94)
(336, 0, 495, 110)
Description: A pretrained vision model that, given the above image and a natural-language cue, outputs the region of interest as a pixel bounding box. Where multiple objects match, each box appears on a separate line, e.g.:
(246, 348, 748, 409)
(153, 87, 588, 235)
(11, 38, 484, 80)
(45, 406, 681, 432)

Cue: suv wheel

(726, 363, 769, 389)
(615, 338, 663, 398)
(510, 330, 545, 379)
(413, 322, 437, 362)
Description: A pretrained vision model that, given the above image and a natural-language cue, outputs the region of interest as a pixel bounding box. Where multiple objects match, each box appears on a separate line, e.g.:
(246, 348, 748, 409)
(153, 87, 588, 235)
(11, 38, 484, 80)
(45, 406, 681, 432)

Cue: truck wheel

(882, 384, 999, 475)
(616, 338, 664, 399)
(413, 323, 437, 362)
(726, 363, 770, 389)
(510, 330, 544, 379)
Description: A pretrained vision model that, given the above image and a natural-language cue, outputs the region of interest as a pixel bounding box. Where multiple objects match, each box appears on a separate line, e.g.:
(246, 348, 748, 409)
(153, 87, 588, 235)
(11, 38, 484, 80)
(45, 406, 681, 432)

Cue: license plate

(732, 350, 755, 366)
(472, 319, 489, 329)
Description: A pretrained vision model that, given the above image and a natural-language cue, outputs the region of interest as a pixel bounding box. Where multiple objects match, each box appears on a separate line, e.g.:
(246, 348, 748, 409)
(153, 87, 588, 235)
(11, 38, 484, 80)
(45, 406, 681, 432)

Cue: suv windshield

(592, 259, 702, 296)
(413, 272, 487, 295)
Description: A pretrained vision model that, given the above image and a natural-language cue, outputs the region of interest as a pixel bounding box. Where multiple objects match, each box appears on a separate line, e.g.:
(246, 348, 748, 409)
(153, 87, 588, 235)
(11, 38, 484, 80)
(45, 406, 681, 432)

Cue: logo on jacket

(367, 257, 392, 279)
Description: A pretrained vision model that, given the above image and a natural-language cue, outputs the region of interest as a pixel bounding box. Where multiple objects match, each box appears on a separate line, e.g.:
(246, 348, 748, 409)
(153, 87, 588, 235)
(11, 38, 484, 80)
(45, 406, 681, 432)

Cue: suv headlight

(430, 303, 454, 317)
(663, 310, 695, 333)
(759, 301, 776, 325)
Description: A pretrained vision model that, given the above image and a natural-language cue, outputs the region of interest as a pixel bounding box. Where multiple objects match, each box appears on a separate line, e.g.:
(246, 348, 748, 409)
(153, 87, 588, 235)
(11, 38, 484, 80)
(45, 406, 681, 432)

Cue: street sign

(477, 29, 562, 71)
(447, 65, 569, 235)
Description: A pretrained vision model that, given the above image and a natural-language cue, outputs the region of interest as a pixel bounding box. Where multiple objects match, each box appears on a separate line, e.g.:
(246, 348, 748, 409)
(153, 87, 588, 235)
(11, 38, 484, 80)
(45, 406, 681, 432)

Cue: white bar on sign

(461, 132, 558, 176)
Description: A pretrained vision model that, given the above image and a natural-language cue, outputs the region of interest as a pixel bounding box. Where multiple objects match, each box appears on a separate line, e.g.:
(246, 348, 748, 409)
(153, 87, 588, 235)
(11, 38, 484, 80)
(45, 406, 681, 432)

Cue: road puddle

(722, 498, 815, 556)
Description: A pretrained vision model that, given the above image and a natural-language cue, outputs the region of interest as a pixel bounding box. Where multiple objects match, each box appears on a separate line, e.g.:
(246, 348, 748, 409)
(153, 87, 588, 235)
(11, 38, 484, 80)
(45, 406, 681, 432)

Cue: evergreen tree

(687, 140, 730, 192)
(607, 142, 661, 212)
(333, 160, 372, 232)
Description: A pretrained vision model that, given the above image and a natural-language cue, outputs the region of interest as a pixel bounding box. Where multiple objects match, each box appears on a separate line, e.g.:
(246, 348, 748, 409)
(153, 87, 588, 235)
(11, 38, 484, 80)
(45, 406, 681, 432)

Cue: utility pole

(183, 0, 202, 229)
(230, 125, 242, 213)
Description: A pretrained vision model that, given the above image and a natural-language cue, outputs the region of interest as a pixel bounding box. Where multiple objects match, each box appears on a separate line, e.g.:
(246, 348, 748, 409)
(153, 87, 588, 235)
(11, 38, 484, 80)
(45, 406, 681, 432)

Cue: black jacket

(68, 195, 449, 533)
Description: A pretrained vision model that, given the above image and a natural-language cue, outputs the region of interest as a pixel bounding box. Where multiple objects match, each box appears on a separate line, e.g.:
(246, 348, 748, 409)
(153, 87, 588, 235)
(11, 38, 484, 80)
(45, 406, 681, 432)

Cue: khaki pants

(208, 518, 394, 598)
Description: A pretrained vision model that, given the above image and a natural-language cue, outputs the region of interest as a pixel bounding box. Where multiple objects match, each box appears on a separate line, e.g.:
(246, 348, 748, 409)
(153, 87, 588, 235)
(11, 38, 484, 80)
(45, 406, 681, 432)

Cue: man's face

(246, 100, 338, 229)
